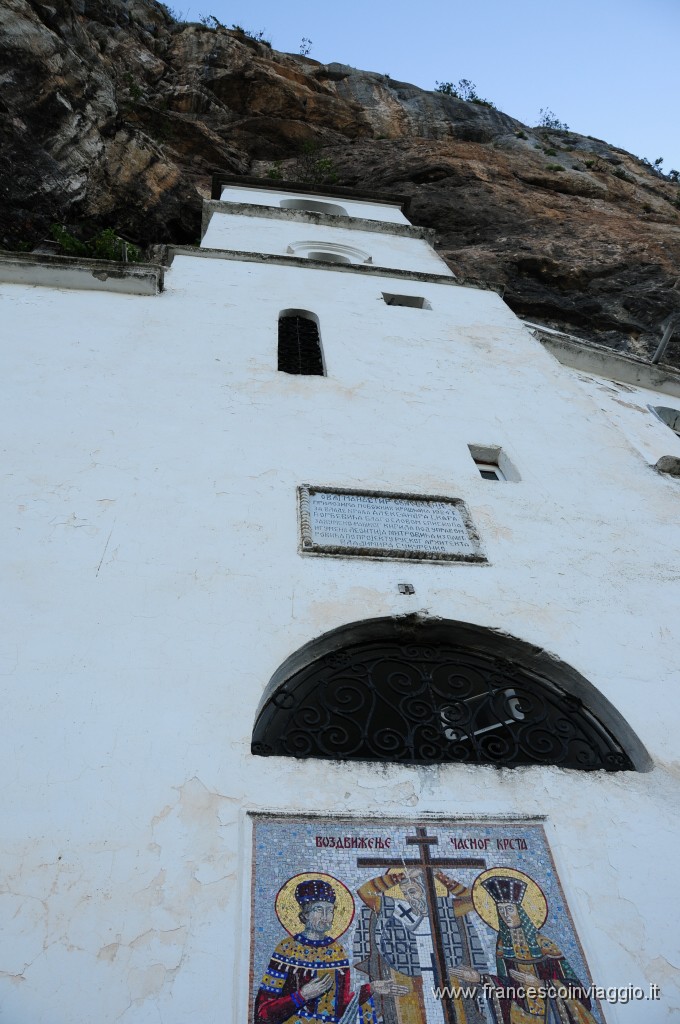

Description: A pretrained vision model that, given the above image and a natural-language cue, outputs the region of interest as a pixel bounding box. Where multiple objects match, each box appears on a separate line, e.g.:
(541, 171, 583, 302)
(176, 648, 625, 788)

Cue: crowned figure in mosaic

(255, 874, 407, 1024)
(451, 869, 599, 1024)
(353, 867, 488, 1024)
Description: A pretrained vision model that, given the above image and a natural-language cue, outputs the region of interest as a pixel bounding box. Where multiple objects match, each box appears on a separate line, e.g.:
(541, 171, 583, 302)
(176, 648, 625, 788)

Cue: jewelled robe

(355, 872, 487, 1024)
(483, 927, 598, 1024)
(254, 933, 374, 1024)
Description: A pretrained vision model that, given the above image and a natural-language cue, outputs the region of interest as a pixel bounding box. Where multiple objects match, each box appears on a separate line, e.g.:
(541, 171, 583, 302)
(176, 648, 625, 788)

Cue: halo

(472, 868, 548, 932)
(275, 873, 355, 940)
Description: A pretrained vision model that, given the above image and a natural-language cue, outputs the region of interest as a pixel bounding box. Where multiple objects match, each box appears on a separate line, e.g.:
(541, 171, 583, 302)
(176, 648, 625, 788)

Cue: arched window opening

(306, 251, 351, 265)
(280, 198, 348, 217)
(252, 618, 646, 770)
(278, 310, 324, 376)
(287, 241, 371, 264)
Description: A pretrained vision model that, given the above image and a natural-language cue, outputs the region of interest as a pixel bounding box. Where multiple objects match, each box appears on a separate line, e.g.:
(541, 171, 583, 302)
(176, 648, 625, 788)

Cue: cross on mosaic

(250, 817, 605, 1024)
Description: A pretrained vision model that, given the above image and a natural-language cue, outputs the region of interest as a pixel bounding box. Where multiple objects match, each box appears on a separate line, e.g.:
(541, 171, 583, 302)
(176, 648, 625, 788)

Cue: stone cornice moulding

(166, 244, 504, 291)
(527, 321, 680, 398)
(211, 173, 411, 213)
(200, 200, 436, 243)
(0, 250, 164, 295)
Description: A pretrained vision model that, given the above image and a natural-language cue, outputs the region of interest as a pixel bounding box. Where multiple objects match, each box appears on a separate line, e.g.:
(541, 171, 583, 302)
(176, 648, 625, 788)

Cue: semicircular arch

(252, 616, 650, 772)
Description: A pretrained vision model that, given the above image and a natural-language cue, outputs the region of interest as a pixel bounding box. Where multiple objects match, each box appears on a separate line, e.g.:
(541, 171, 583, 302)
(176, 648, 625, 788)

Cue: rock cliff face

(2, 0, 680, 361)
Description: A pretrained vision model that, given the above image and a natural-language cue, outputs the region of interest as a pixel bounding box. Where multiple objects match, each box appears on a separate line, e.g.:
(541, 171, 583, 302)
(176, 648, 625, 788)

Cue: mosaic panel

(249, 817, 605, 1024)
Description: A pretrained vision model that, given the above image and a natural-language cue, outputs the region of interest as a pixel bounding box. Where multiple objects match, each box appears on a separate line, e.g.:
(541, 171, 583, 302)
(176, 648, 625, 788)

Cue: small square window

(467, 444, 519, 481)
(382, 292, 431, 309)
(475, 461, 505, 481)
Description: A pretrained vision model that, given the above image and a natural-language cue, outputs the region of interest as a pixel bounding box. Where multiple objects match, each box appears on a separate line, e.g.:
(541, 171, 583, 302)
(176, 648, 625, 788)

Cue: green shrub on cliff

(434, 79, 494, 107)
(294, 142, 339, 185)
(536, 108, 569, 131)
(50, 225, 141, 263)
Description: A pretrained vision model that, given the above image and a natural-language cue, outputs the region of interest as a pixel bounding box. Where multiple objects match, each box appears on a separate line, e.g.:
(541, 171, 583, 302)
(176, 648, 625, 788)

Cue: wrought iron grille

(278, 315, 323, 375)
(252, 639, 634, 770)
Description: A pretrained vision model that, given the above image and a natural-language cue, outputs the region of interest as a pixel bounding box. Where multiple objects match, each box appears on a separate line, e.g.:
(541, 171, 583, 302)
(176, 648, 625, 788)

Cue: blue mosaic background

(249, 817, 604, 1024)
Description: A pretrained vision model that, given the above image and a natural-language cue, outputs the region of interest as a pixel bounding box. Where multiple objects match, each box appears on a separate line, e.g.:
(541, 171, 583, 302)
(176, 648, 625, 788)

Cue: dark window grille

(252, 638, 634, 770)
(278, 315, 324, 375)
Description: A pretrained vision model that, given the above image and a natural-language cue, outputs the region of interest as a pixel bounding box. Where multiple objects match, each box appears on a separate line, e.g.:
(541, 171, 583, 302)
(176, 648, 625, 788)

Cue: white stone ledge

(526, 320, 680, 397)
(201, 200, 436, 242)
(0, 251, 164, 295)
(211, 173, 409, 211)
(167, 244, 500, 292)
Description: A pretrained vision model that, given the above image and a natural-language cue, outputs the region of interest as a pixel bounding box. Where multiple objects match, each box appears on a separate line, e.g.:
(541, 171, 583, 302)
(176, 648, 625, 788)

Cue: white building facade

(1, 179, 679, 1024)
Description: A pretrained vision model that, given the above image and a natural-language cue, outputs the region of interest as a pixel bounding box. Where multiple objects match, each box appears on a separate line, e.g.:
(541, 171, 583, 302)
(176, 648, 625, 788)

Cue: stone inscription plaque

(299, 486, 485, 562)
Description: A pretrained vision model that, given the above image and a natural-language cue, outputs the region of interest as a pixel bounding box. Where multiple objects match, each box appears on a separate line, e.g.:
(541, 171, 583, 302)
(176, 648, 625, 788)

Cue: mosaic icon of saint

(451, 868, 599, 1024)
(353, 867, 488, 1024)
(254, 873, 407, 1024)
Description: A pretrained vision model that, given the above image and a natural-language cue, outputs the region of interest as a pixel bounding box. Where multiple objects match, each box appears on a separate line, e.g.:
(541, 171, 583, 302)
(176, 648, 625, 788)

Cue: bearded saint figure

(255, 876, 407, 1024)
(353, 867, 488, 1024)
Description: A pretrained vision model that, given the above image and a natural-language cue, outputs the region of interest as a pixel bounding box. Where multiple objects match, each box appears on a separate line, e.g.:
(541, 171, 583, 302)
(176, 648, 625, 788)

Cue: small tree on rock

(536, 108, 569, 131)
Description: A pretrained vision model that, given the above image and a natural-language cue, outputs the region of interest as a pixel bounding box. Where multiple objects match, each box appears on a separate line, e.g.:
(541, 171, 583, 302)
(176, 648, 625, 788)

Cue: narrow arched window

(278, 310, 324, 376)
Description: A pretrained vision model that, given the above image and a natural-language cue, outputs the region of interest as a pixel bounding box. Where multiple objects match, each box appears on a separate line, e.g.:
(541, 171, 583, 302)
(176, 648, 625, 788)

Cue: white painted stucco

(570, 371, 680, 468)
(219, 184, 409, 224)
(1, 190, 679, 1024)
(200, 212, 448, 275)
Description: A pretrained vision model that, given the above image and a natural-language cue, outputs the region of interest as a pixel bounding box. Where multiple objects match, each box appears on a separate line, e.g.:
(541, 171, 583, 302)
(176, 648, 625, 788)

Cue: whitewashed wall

(201, 214, 448, 275)
(0, 197, 679, 1024)
(219, 185, 410, 224)
(570, 371, 680, 468)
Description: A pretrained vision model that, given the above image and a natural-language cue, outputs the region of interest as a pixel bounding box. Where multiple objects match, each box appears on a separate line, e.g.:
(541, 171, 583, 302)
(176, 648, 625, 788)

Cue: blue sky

(172, 0, 680, 174)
